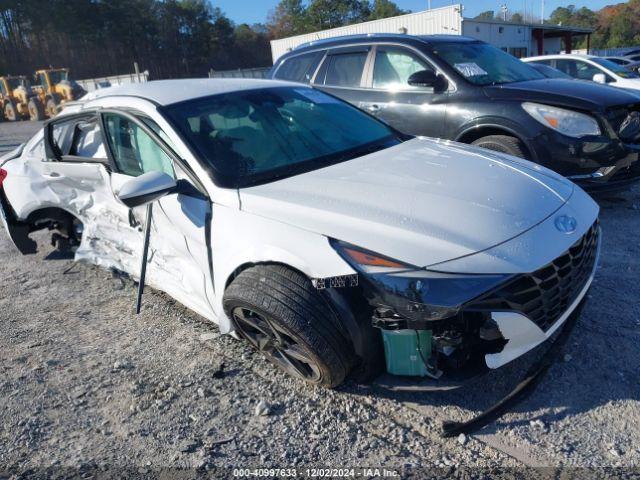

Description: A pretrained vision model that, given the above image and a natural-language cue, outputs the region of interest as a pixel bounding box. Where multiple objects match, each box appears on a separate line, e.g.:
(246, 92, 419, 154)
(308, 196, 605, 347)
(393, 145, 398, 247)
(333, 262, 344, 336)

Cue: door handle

(44, 172, 60, 178)
(365, 104, 381, 113)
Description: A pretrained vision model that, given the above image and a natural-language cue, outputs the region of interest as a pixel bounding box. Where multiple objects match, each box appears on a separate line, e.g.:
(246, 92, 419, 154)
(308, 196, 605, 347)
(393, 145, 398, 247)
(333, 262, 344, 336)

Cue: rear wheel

(471, 134, 528, 159)
(28, 99, 45, 121)
(224, 265, 354, 388)
(4, 100, 17, 121)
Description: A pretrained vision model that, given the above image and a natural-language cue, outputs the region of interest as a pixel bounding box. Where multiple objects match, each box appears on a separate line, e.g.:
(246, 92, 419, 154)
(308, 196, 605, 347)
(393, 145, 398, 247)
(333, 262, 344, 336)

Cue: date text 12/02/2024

(232, 467, 400, 477)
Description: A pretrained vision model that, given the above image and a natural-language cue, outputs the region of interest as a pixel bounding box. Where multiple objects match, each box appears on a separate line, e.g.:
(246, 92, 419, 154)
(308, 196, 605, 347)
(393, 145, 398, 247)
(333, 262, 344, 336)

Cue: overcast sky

(213, 0, 613, 25)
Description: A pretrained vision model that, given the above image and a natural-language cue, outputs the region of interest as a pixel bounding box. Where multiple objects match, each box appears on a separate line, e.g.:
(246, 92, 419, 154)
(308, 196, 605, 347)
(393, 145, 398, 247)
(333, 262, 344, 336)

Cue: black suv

(270, 34, 640, 191)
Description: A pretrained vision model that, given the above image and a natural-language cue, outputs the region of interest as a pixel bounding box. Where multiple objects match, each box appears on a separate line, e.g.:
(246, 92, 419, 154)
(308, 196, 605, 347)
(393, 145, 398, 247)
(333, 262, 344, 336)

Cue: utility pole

(541, 0, 545, 24)
(428, 0, 431, 10)
(500, 4, 508, 21)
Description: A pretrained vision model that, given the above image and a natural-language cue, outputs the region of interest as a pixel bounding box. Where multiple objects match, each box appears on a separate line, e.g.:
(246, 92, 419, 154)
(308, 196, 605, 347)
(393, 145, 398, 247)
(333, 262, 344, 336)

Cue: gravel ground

(1, 120, 639, 478)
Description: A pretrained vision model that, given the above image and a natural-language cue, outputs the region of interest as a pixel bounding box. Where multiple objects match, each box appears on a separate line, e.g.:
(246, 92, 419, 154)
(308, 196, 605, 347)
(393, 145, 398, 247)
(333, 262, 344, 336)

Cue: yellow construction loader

(32, 68, 86, 118)
(0, 75, 44, 121)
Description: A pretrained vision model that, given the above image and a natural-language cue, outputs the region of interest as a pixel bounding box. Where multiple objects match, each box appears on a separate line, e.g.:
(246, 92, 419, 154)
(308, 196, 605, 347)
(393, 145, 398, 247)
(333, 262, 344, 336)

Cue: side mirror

(408, 69, 439, 87)
(592, 73, 607, 84)
(117, 171, 177, 208)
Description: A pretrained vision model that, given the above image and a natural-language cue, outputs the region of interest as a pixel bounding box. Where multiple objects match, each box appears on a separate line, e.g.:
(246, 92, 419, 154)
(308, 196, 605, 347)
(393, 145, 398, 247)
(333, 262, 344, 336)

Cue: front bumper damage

(365, 220, 601, 386)
(529, 105, 640, 192)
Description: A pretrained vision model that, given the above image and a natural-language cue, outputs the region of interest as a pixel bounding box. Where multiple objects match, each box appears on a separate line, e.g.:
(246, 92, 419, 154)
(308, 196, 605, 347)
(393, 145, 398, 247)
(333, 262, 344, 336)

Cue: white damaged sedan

(0, 79, 600, 388)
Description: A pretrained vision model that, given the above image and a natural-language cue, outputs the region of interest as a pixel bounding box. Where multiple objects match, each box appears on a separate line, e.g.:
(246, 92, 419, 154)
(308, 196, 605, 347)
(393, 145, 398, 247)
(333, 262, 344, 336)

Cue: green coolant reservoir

(381, 329, 432, 376)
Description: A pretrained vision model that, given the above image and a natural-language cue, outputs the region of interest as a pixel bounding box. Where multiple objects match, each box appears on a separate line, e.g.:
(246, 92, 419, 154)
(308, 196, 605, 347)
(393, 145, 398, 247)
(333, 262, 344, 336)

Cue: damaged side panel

(2, 147, 215, 321)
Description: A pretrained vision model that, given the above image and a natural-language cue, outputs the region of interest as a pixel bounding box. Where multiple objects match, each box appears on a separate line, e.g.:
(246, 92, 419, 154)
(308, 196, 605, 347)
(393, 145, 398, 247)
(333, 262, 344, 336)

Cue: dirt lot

(1, 120, 639, 478)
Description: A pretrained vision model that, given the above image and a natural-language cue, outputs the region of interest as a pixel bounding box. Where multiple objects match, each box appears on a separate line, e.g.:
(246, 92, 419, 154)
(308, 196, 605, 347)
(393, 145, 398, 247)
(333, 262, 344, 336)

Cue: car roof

(79, 78, 299, 106)
(289, 33, 478, 55)
(525, 54, 596, 61)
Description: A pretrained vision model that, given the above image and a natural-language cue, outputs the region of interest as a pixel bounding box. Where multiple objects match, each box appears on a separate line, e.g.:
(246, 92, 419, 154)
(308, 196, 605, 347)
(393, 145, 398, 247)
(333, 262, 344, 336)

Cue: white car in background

(524, 54, 640, 91)
(0, 79, 600, 390)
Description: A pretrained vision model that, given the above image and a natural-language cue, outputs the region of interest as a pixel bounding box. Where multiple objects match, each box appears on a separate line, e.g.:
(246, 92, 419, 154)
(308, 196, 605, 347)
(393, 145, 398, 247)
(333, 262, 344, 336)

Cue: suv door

(362, 45, 448, 137)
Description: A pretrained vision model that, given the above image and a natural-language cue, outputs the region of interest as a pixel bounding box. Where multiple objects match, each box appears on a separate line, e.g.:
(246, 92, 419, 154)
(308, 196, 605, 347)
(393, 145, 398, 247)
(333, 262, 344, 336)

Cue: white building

(270, 4, 592, 63)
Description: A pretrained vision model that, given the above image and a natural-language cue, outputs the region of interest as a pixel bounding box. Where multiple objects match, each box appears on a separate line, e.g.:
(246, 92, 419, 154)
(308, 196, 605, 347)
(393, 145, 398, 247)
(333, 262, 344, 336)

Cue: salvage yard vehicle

(0, 79, 600, 393)
(32, 68, 86, 118)
(0, 75, 44, 121)
(270, 34, 640, 191)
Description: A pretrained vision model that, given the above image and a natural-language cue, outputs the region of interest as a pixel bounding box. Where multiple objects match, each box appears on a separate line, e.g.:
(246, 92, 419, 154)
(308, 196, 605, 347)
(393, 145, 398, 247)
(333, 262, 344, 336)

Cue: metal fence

(207, 67, 271, 79)
(76, 70, 149, 92)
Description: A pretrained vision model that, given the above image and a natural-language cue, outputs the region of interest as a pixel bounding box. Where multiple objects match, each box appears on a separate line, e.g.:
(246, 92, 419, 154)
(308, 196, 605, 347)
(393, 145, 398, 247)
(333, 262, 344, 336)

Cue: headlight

(522, 102, 601, 137)
(331, 240, 511, 321)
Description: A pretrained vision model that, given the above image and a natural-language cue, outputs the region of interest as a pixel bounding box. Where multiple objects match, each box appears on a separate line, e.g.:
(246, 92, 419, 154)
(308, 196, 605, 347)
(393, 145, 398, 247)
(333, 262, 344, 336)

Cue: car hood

(239, 137, 574, 269)
(484, 79, 640, 111)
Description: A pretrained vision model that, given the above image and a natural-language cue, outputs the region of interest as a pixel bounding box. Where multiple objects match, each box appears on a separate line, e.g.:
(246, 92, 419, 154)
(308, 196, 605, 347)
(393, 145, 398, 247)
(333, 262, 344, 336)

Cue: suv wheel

(471, 135, 528, 159)
(223, 264, 353, 388)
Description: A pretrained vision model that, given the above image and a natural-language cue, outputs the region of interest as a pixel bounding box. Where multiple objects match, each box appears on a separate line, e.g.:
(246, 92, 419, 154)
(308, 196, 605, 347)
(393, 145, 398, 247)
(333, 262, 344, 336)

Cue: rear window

(274, 52, 323, 83)
(318, 52, 368, 87)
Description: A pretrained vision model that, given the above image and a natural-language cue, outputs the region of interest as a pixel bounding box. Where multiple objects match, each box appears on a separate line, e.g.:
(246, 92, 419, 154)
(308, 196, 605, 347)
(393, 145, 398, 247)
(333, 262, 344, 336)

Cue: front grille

(467, 221, 599, 332)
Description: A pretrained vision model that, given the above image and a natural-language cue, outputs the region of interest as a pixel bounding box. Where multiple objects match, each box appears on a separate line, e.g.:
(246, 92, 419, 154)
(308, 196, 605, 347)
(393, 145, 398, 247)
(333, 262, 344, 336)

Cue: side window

(372, 47, 432, 89)
(138, 116, 178, 151)
(574, 61, 603, 81)
(275, 52, 323, 83)
(50, 117, 79, 156)
(103, 113, 175, 178)
(70, 120, 107, 159)
(319, 51, 368, 87)
(37, 73, 47, 87)
(554, 59, 578, 77)
(0, 82, 6, 95)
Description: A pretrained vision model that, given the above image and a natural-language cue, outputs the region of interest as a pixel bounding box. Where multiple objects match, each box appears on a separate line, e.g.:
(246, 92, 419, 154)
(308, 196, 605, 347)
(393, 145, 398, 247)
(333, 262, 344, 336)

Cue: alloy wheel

(232, 306, 322, 382)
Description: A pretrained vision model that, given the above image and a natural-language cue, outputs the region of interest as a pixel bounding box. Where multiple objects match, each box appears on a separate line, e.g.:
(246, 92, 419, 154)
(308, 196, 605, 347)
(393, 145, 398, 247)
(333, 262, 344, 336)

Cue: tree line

(1, 0, 638, 82)
(0, 0, 405, 81)
(476, 1, 640, 50)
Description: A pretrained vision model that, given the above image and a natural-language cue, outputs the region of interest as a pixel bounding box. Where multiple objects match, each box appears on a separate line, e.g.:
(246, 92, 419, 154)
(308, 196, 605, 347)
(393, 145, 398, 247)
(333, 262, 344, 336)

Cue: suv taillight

(0, 168, 7, 187)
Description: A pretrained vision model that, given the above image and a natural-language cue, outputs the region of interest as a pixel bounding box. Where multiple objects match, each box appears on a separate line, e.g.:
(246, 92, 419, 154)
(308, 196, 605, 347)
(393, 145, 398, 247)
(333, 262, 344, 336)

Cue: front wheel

(223, 265, 354, 388)
(471, 134, 528, 159)
(4, 101, 17, 121)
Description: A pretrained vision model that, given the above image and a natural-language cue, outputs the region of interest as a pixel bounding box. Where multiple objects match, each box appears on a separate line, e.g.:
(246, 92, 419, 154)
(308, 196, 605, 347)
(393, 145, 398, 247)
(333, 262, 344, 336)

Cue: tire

(471, 134, 528, 159)
(27, 98, 45, 121)
(45, 96, 59, 118)
(4, 100, 17, 121)
(223, 264, 354, 388)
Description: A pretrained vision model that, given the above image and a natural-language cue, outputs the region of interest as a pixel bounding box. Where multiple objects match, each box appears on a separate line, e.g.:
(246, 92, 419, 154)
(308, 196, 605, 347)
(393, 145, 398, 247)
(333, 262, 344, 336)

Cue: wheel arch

(455, 123, 537, 161)
(222, 259, 381, 376)
(0, 198, 83, 254)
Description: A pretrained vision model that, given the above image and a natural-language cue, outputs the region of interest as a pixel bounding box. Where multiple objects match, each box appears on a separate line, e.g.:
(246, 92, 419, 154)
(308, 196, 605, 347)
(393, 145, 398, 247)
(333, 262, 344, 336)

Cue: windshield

(163, 87, 399, 187)
(49, 70, 69, 83)
(7, 77, 30, 89)
(433, 42, 545, 85)
(591, 58, 640, 79)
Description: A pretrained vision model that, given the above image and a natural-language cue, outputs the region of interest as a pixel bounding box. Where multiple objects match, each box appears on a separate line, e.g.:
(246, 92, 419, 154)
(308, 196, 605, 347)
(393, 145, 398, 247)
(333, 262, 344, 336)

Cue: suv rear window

(274, 52, 323, 83)
(318, 52, 368, 87)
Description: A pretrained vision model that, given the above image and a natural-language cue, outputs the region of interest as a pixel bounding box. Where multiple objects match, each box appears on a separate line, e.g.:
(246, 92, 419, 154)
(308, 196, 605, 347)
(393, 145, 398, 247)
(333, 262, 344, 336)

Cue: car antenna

(136, 203, 153, 314)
